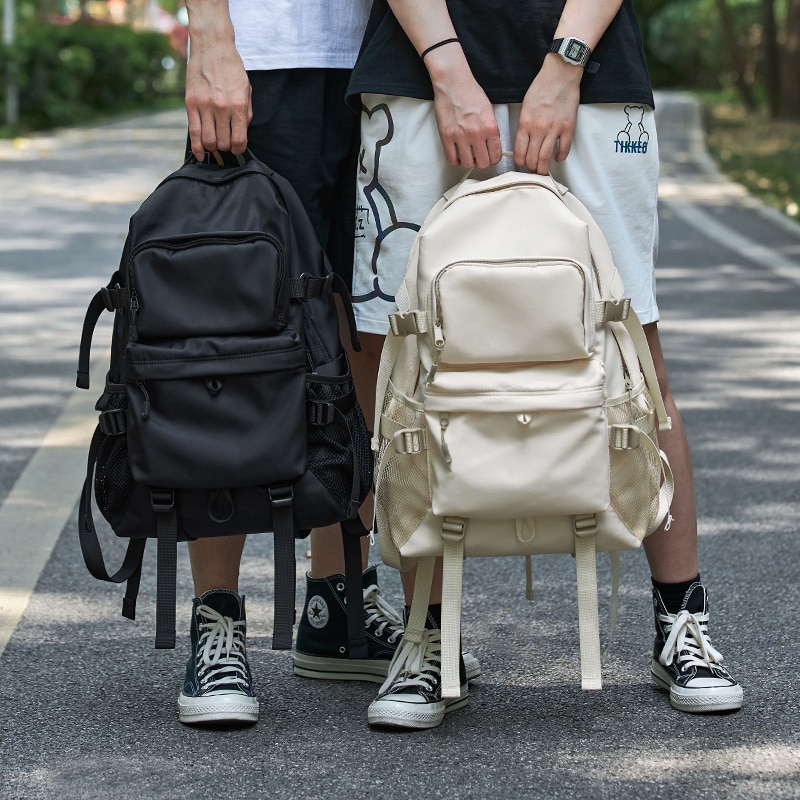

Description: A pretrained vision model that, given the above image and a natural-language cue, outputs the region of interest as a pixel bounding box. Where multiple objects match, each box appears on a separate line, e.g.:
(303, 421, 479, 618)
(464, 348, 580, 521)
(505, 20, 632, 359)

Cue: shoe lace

(658, 608, 724, 671)
(378, 628, 441, 695)
(363, 583, 404, 644)
(195, 604, 250, 692)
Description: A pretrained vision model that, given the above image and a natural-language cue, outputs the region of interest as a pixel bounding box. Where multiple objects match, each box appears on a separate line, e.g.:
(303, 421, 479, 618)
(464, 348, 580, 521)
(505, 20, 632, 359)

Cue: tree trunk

(779, 0, 800, 118)
(716, 0, 757, 109)
(762, 0, 781, 116)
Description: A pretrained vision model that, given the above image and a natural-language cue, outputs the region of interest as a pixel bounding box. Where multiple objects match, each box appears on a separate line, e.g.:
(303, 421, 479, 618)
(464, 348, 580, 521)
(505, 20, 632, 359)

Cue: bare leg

(187, 534, 246, 595)
(641, 322, 700, 583)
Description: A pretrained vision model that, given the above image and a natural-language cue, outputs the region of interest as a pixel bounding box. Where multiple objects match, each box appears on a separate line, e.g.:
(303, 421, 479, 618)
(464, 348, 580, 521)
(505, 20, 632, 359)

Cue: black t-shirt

(347, 0, 654, 109)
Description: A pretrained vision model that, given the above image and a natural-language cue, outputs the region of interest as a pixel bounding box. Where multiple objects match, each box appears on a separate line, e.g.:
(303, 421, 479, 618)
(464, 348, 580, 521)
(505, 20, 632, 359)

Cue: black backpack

(76, 153, 373, 652)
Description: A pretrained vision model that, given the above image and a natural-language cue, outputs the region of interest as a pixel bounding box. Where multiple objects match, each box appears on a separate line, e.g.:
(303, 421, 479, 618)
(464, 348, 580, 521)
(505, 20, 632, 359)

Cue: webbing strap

(270, 486, 296, 650)
(603, 552, 622, 667)
(575, 534, 602, 690)
(621, 311, 671, 432)
(440, 517, 466, 700)
(341, 517, 370, 659)
(76, 290, 109, 390)
(153, 490, 178, 649)
(405, 556, 436, 643)
(78, 426, 146, 619)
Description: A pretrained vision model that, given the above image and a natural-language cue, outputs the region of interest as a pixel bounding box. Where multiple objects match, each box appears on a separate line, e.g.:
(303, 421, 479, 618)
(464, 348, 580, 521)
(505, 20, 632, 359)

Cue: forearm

(184, 0, 251, 158)
(553, 0, 624, 49)
(185, 0, 237, 48)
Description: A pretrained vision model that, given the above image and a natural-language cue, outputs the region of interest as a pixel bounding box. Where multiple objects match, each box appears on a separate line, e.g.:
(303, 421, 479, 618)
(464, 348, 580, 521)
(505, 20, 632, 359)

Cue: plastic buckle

(297, 272, 333, 301)
(150, 488, 175, 513)
(98, 407, 126, 436)
(269, 485, 294, 508)
(441, 516, 466, 543)
(602, 298, 631, 323)
(308, 400, 336, 426)
(388, 311, 425, 337)
(610, 424, 642, 450)
(573, 513, 598, 538)
(391, 427, 424, 455)
(100, 284, 123, 312)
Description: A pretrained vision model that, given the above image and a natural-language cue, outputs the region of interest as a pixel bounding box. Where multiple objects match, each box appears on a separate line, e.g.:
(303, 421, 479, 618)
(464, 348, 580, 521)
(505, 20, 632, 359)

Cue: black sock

(404, 603, 442, 629)
(652, 574, 701, 614)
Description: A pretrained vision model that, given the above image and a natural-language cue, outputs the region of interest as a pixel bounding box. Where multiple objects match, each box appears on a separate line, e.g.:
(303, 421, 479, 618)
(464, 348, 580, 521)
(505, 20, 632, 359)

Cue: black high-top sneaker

(367, 606, 468, 730)
(651, 582, 743, 713)
(293, 566, 404, 682)
(178, 589, 259, 725)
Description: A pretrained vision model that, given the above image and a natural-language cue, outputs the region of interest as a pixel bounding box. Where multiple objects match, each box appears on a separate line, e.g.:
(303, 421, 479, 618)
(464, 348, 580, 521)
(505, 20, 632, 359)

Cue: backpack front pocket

(128, 233, 287, 339)
(125, 333, 306, 488)
(429, 259, 595, 367)
(423, 359, 610, 519)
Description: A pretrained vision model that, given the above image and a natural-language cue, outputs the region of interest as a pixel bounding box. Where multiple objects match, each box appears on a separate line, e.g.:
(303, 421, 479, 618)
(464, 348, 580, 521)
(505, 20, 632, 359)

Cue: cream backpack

(372, 171, 674, 698)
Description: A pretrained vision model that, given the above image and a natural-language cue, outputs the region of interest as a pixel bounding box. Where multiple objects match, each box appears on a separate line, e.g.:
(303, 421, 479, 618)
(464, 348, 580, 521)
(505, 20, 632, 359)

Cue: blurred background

(0, 0, 798, 222)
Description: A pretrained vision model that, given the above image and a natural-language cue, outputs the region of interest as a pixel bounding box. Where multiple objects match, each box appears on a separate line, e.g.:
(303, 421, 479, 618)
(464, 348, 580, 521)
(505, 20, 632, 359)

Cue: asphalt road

(0, 93, 799, 799)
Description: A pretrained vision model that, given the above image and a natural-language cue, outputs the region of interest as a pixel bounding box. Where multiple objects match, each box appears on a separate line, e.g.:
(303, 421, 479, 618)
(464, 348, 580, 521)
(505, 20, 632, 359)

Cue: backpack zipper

(136, 381, 151, 419)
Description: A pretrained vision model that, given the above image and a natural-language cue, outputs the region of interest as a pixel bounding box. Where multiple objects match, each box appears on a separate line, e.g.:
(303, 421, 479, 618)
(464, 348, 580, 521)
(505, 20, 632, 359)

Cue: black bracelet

(420, 38, 461, 60)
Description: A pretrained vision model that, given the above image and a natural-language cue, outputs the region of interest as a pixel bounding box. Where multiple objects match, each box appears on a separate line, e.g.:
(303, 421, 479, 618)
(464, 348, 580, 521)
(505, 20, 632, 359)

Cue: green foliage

(636, 0, 762, 91)
(0, 22, 182, 132)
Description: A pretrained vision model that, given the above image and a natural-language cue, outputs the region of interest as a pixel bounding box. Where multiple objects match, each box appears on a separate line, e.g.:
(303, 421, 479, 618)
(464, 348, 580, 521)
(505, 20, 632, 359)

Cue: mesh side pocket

(306, 375, 372, 512)
(94, 391, 136, 529)
(606, 386, 662, 541)
(374, 386, 431, 560)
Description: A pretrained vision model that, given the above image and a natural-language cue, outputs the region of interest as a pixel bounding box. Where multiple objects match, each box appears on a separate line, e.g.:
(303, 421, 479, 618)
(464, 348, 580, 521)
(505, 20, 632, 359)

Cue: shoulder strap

(78, 427, 146, 619)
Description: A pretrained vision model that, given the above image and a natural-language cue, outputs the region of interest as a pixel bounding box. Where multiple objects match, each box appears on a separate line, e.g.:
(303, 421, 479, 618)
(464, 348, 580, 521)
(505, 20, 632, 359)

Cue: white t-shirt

(229, 0, 373, 71)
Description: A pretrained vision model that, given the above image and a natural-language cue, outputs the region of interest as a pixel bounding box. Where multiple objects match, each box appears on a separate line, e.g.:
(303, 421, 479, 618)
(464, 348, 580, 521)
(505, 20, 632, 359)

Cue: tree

(782, 0, 800, 117)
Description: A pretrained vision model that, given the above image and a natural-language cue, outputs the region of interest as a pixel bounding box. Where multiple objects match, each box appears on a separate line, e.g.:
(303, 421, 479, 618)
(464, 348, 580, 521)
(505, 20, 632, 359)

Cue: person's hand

(184, 25, 252, 161)
(426, 48, 502, 169)
(513, 55, 582, 175)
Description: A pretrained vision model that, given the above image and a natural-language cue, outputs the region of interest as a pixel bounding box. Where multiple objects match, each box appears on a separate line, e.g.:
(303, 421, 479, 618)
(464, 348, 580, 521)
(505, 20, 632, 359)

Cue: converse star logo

(306, 595, 329, 629)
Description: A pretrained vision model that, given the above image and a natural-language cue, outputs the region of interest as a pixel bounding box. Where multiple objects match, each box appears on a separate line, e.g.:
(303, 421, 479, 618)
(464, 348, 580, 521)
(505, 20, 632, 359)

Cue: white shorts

(353, 94, 660, 334)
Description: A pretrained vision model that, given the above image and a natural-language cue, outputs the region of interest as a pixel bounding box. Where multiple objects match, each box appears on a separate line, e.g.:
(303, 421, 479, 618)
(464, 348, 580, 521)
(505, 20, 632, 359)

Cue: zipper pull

(433, 319, 444, 350)
(129, 296, 139, 342)
(439, 413, 452, 464)
(137, 381, 151, 419)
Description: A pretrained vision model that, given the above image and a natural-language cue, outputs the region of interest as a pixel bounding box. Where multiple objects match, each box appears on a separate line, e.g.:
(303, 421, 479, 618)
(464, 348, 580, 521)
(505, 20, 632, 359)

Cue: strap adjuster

(98, 407, 126, 435)
(269, 485, 294, 508)
(388, 310, 427, 336)
(295, 272, 334, 301)
(573, 513, 598, 538)
(599, 298, 631, 323)
(392, 427, 424, 454)
(151, 488, 175, 513)
(100, 283, 126, 312)
(308, 400, 336, 426)
(610, 424, 641, 450)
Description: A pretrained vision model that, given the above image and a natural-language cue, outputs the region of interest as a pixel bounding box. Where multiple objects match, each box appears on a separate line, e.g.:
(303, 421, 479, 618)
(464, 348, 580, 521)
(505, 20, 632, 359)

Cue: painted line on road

(0, 361, 106, 658)
(661, 195, 800, 288)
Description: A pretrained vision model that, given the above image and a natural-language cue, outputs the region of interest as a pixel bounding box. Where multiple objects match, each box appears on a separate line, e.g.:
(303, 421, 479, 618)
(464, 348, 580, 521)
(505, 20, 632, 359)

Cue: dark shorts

(246, 69, 359, 285)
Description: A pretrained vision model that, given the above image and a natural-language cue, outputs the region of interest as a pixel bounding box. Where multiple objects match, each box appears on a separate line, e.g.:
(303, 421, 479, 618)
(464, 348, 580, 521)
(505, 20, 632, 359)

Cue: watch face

(564, 40, 588, 63)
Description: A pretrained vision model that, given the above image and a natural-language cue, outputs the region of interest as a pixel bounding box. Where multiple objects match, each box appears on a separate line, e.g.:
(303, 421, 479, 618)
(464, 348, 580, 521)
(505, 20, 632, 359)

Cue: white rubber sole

(293, 651, 481, 684)
(651, 662, 743, 713)
(178, 691, 260, 725)
(367, 686, 469, 730)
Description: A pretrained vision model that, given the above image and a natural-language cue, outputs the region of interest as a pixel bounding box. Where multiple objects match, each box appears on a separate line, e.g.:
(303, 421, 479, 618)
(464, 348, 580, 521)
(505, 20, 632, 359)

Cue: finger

(512, 129, 530, 168)
(487, 132, 503, 165)
(535, 134, 559, 175)
(443, 138, 461, 168)
(187, 106, 205, 162)
(230, 90, 253, 155)
(554, 128, 573, 163)
(472, 141, 492, 170)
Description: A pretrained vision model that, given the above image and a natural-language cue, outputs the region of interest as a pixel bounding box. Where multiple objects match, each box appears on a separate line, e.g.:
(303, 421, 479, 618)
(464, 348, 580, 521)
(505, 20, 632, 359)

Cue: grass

(698, 93, 800, 224)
